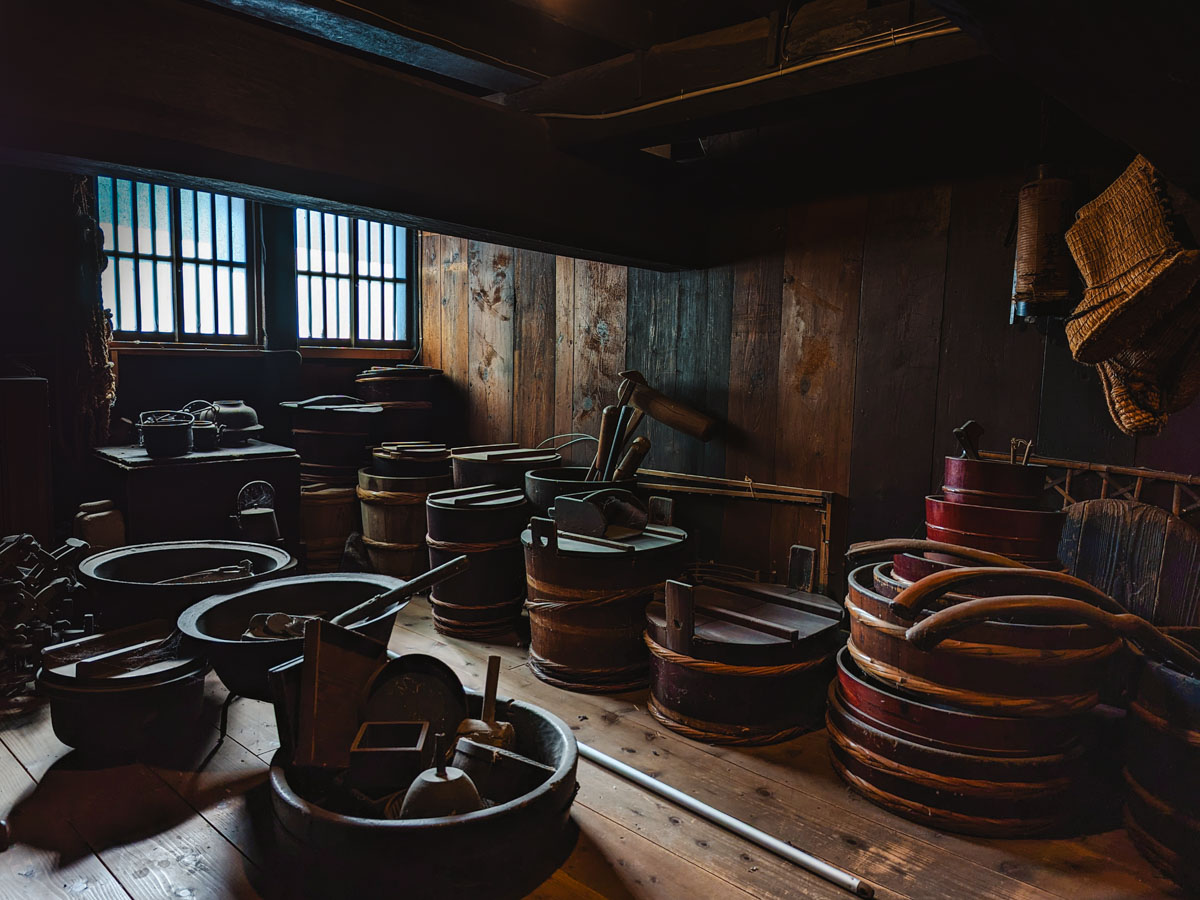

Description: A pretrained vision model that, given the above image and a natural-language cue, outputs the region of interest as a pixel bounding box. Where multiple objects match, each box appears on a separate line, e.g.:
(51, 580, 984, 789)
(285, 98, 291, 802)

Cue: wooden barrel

(355, 366, 443, 403)
(1124, 635, 1200, 892)
(425, 485, 530, 640)
(523, 517, 689, 693)
(300, 483, 360, 572)
(358, 468, 451, 578)
(644, 577, 842, 745)
(827, 651, 1091, 836)
(942, 456, 1046, 509)
(845, 563, 1121, 716)
(453, 444, 562, 491)
(925, 494, 1064, 563)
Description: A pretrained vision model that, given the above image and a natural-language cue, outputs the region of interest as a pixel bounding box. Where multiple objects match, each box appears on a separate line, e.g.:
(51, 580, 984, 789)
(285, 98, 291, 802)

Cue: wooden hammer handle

(628, 384, 718, 442)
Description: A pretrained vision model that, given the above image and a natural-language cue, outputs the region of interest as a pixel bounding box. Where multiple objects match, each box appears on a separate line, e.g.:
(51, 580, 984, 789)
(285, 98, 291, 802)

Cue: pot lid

(375, 443, 451, 461)
(38, 624, 206, 689)
(452, 444, 561, 466)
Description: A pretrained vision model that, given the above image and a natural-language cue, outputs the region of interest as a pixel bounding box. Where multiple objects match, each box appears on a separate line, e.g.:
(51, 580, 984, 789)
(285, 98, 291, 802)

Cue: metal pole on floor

(577, 740, 875, 898)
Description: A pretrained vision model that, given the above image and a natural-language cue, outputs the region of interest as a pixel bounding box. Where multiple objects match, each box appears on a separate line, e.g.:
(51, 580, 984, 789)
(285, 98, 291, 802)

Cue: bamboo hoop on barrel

(647, 694, 809, 746)
(845, 639, 1101, 716)
(644, 632, 835, 676)
(825, 709, 1075, 797)
(845, 599, 1121, 664)
(889, 567, 1127, 619)
(426, 535, 521, 553)
(905, 595, 1200, 677)
(845, 539, 1029, 569)
(356, 486, 429, 505)
(361, 534, 425, 552)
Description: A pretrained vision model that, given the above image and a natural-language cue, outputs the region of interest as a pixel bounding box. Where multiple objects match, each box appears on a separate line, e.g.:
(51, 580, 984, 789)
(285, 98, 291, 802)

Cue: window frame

(97, 176, 263, 346)
(294, 209, 418, 351)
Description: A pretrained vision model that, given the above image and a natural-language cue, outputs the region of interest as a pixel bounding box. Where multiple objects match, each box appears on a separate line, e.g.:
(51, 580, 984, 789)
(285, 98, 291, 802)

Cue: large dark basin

(267, 691, 578, 899)
(176, 573, 405, 701)
(78, 540, 297, 628)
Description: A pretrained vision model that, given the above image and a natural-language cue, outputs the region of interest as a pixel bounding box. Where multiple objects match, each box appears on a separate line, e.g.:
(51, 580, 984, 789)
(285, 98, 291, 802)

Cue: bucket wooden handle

(905, 595, 1200, 678)
(888, 567, 1125, 619)
(845, 539, 1028, 569)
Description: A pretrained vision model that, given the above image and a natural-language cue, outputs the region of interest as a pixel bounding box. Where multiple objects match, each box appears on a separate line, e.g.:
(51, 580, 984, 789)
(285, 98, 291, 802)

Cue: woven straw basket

(1064, 155, 1200, 364)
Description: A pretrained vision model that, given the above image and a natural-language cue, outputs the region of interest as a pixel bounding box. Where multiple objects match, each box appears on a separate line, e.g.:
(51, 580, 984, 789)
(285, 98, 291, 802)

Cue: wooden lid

(375, 442, 451, 462)
(427, 484, 528, 510)
(646, 579, 841, 665)
(452, 443, 561, 466)
(356, 365, 443, 380)
(522, 519, 687, 556)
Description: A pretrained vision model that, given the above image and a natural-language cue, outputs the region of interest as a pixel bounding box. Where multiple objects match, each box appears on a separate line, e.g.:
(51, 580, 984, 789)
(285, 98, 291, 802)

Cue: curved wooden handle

(905, 594, 1200, 678)
(628, 383, 718, 441)
(888, 567, 1125, 619)
(845, 538, 1028, 569)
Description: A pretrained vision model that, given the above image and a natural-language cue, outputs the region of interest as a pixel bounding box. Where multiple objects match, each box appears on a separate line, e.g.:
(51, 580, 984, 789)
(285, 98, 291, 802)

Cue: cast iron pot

(138, 410, 194, 458)
(523, 466, 637, 516)
(177, 573, 407, 701)
(78, 540, 298, 629)
(267, 690, 578, 900)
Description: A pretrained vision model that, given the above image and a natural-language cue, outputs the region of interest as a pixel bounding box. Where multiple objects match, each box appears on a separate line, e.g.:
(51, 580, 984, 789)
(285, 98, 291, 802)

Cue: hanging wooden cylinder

(425, 485, 530, 640)
(300, 483, 360, 572)
(523, 516, 689, 693)
(1012, 165, 1075, 317)
(358, 468, 452, 578)
(644, 577, 842, 745)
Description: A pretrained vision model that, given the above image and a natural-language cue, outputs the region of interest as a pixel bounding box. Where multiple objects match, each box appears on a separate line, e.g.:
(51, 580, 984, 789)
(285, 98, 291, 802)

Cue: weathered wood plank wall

(421, 173, 1200, 581)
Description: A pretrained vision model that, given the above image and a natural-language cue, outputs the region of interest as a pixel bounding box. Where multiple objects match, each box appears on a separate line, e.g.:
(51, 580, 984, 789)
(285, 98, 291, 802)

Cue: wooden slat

(722, 209, 786, 575)
(625, 268, 681, 468)
(694, 265, 735, 479)
(467, 241, 516, 443)
(931, 173, 1044, 483)
(771, 194, 867, 592)
(418, 232, 443, 370)
(554, 256, 584, 464)
(848, 184, 952, 542)
(513, 248, 559, 449)
(440, 235, 471, 444)
(570, 260, 628, 444)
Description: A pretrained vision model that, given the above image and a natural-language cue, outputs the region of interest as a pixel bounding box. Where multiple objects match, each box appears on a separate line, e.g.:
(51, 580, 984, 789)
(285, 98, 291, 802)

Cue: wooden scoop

(397, 732, 483, 819)
(456, 655, 515, 749)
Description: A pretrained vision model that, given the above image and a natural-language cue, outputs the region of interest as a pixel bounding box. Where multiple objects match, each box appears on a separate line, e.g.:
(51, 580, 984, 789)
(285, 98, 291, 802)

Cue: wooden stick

(635, 468, 829, 499)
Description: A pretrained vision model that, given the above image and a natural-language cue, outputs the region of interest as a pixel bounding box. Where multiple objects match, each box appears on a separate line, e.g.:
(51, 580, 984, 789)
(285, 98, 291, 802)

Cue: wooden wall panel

(721, 209, 786, 574)
(569, 260, 628, 449)
(931, 175, 1044, 480)
(626, 268, 680, 472)
(418, 232, 442, 370)
(553, 256, 585, 463)
(771, 194, 868, 590)
(513, 248, 556, 448)
(440, 236, 470, 443)
(467, 241, 515, 443)
(848, 184, 952, 543)
(691, 265, 734, 479)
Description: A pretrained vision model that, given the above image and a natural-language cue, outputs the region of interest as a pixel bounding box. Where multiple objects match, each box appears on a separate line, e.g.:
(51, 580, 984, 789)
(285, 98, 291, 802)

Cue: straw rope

(846, 640, 1100, 716)
(528, 649, 647, 694)
(429, 593, 524, 614)
(845, 598, 1122, 665)
(432, 613, 520, 640)
(360, 534, 425, 552)
(826, 714, 1073, 797)
(644, 633, 834, 677)
(356, 486, 429, 505)
(425, 534, 521, 553)
(301, 487, 357, 505)
(646, 694, 809, 746)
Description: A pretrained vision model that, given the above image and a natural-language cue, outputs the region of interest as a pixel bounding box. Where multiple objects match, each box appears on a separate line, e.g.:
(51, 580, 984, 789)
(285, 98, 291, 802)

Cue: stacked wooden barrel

(358, 444, 452, 578)
(1124, 631, 1200, 892)
(830, 539, 1123, 835)
(425, 485, 530, 639)
(282, 397, 381, 489)
(523, 516, 689, 693)
(355, 366, 443, 442)
(928, 456, 1063, 567)
(644, 576, 842, 745)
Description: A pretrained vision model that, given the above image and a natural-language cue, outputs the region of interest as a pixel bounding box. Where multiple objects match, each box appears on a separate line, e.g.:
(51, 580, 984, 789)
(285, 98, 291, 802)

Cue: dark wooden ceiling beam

(200, 0, 633, 91)
(931, 0, 1200, 196)
(0, 0, 707, 268)
(499, 1, 985, 151)
(503, 0, 653, 50)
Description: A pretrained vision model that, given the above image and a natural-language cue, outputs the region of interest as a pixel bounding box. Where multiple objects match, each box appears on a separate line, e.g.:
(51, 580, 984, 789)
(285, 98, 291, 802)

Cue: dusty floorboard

(0, 595, 1182, 899)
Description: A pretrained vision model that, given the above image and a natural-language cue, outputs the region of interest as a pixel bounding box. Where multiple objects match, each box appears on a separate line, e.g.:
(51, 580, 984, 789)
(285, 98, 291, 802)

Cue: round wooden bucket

(845, 564, 1121, 716)
(425, 485, 530, 640)
(644, 577, 841, 745)
(358, 468, 451, 578)
(300, 483, 360, 572)
(523, 518, 689, 693)
(827, 665, 1089, 836)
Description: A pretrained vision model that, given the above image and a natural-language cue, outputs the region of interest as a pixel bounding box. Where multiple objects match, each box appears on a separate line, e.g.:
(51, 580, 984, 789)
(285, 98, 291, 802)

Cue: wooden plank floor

(0, 595, 1184, 900)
